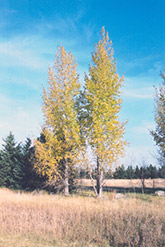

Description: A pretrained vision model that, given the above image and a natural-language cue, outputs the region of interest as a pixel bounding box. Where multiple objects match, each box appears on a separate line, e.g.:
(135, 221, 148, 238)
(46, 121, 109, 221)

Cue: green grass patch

(0, 234, 109, 247)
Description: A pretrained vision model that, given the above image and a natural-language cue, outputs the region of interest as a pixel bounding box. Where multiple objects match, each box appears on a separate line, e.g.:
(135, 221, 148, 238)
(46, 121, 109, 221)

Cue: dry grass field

(0, 188, 165, 247)
(77, 178, 165, 188)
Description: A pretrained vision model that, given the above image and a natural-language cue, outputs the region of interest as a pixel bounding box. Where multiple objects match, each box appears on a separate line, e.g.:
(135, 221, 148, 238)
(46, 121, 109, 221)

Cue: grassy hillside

(0, 188, 164, 247)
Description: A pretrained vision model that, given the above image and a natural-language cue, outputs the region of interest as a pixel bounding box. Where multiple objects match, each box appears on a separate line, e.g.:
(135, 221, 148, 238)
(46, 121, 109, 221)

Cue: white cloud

(0, 37, 50, 70)
(123, 87, 154, 99)
(118, 120, 157, 166)
(120, 68, 164, 100)
(119, 145, 157, 167)
(131, 121, 155, 135)
(119, 55, 163, 76)
(0, 94, 43, 146)
(122, 74, 159, 99)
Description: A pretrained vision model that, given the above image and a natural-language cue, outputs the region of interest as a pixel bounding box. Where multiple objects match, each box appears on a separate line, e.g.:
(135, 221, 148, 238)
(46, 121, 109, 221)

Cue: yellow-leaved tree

(35, 46, 81, 195)
(150, 70, 165, 166)
(84, 27, 127, 197)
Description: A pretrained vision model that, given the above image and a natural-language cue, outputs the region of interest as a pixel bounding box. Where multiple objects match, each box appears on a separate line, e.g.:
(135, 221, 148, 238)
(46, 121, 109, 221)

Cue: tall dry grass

(0, 188, 164, 247)
(78, 178, 165, 188)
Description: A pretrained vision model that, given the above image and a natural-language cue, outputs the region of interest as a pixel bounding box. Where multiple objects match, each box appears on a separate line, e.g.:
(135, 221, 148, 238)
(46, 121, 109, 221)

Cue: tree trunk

(141, 178, 145, 194)
(64, 162, 69, 196)
(96, 157, 103, 198)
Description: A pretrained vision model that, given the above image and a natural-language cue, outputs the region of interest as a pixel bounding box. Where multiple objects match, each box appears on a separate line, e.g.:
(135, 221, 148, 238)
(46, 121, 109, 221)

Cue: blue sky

(0, 0, 164, 166)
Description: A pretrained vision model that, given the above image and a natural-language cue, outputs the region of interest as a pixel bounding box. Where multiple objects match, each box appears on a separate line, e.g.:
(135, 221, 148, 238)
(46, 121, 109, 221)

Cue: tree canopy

(151, 71, 165, 166)
(35, 46, 81, 195)
(83, 27, 127, 197)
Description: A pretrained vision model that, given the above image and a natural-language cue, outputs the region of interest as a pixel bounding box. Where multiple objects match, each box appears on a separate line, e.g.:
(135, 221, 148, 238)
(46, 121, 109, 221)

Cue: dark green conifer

(0, 132, 23, 189)
(22, 137, 46, 190)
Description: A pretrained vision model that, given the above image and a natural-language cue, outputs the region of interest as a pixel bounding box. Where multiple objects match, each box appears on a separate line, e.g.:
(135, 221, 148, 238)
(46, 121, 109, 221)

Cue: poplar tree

(151, 71, 165, 166)
(84, 27, 126, 197)
(35, 46, 81, 195)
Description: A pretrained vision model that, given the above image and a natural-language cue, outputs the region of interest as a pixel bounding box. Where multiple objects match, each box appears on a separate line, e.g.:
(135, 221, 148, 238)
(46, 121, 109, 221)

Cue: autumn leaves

(35, 28, 126, 196)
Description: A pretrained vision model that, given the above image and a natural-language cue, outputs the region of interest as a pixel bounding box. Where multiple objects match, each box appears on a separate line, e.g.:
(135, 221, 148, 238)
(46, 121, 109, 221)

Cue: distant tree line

(113, 164, 165, 179)
(77, 164, 165, 180)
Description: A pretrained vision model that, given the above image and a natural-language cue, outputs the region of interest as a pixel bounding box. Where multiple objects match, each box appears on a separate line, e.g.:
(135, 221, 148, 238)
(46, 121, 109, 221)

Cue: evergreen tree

(0, 132, 23, 189)
(158, 165, 165, 178)
(84, 27, 126, 197)
(0, 148, 7, 187)
(22, 138, 46, 190)
(113, 165, 127, 179)
(126, 165, 135, 179)
(35, 46, 81, 195)
(147, 164, 158, 179)
(135, 165, 140, 179)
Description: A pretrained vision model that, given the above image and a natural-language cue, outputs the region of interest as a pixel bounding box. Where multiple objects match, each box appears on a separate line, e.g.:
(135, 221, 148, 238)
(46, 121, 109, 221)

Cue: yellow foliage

(35, 46, 81, 182)
(85, 27, 127, 166)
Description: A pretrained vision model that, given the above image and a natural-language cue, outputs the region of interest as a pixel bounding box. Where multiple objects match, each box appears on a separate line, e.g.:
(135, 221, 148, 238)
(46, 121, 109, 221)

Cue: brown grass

(0, 188, 164, 247)
(78, 178, 165, 188)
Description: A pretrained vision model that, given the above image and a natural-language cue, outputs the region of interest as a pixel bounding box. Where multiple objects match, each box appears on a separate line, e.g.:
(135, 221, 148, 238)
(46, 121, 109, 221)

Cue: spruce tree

(147, 164, 158, 179)
(126, 165, 135, 179)
(22, 138, 46, 190)
(135, 166, 140, 179)
(0, 132, 23, 189)
(113, 165, 126, 179)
